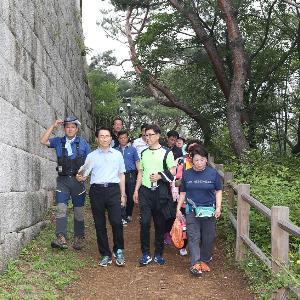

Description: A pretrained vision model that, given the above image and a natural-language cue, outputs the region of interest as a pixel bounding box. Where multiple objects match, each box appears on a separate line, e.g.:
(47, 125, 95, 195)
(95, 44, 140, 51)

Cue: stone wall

(0, 0, 93, 271)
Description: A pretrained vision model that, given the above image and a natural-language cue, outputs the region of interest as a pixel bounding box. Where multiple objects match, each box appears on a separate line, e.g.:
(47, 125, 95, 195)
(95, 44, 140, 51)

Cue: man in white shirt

(132, 123, 148, 158)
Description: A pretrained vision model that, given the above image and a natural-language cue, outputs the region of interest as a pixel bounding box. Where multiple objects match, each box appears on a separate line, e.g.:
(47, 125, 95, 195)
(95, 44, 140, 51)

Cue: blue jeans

(186, 212, 216, 266)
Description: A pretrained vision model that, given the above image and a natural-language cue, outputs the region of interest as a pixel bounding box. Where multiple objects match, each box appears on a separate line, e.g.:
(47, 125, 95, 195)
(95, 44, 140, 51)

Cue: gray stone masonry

(0, 0, 93, 271)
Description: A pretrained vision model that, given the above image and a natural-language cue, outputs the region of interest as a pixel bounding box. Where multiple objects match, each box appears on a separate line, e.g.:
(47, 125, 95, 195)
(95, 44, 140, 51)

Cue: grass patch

(0, 208, 92, 300)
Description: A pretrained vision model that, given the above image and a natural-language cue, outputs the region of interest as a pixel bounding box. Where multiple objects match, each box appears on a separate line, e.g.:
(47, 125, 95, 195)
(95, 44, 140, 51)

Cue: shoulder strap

(162, 147, 171, 171)
(75, 138, 80, 156)
(61, 138, 67, 157)
(140, 147, 148, 160)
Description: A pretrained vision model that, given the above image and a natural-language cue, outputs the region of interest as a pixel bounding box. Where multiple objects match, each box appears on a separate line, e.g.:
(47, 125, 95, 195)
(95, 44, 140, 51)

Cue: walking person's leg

(106, 186, 124, 252)
(106, 185, 125, 266)
(70, 177, 86, 250)
(89, 185, 112, 266)
(199, 217, 216, 265)
(152, 208, 166, 265)
(125, 173, 136, 221)
(52, 177, 70, 249)
(186, 212, 202, 276)
(138, 187, 153, 265)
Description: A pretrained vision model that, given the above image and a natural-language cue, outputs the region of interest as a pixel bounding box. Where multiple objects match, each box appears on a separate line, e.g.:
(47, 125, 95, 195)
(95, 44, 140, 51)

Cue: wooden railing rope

(208, 157, 300, 300)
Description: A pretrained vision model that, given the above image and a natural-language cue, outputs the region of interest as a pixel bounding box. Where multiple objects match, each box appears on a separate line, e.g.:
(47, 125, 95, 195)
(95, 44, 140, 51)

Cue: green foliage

(88, 68, 121, 127)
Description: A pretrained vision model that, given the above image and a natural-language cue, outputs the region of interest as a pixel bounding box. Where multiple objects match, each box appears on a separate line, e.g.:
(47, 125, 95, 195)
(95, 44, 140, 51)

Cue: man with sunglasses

(133, 124, 176, 266)
(40, 116, 90, 250)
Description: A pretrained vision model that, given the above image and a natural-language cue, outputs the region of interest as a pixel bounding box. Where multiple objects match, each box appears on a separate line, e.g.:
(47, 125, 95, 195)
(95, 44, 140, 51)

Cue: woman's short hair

(190, 145, 208, 159)
(186, 139, 203, 152)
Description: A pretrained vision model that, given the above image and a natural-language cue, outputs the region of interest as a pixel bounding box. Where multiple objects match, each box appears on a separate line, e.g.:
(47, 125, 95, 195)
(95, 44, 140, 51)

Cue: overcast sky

(82, 0, 131, 76)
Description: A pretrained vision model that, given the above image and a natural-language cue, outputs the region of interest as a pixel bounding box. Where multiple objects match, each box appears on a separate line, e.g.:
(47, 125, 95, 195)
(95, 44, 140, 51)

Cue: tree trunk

(218, 0, 250, 156)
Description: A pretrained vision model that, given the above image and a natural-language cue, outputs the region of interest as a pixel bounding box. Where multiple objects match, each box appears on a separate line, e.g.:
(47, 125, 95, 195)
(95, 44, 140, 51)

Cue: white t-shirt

(132, 137, 148, 159)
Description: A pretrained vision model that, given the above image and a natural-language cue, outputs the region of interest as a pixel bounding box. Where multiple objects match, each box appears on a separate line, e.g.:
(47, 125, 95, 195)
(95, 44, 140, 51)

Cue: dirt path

(61, 207, 253, 300)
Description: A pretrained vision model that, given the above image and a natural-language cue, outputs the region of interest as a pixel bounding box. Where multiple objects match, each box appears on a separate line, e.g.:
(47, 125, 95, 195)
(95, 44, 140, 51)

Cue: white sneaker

(180, 248, 188, 256)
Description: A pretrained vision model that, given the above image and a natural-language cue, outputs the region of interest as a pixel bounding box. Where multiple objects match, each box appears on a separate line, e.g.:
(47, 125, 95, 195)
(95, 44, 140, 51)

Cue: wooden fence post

(235, 184, 250, 262)
(271, 206, 289, 299)
(215, 164, 224, 172)
(224, 172, 234, 210)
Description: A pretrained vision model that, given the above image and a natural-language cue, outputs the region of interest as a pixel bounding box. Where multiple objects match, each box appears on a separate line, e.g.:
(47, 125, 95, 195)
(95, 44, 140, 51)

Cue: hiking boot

(200, 262, 211, 272)
(153, 254, 166, 265)
(99, 256, 112, 267)
(114, 249, 125, 266)
(51, 234, 68, 250)
(139, 253, 152, 266)
(179, 248, 188, 256)
(190, 263, 202, 277)
(73, 236, 84, 251)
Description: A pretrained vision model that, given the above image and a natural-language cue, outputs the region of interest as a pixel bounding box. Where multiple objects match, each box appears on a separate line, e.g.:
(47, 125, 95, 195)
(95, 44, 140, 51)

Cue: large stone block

(0, 220, 49, 271)
(0, 142, 13, 192)
(40, 157, 57, 190)
(0, 21, 16, 65)
(0, 56, 12, 102)
(0, 97, 27, 150)
(0, 191, 48, 240)
(0, 0, 9, 23)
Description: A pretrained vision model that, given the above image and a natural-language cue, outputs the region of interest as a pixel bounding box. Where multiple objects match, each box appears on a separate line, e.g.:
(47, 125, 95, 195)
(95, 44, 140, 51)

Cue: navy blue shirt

(49, 136, 91, 159)
(116, 145, 139, 172)
(181, 166, 222, 207)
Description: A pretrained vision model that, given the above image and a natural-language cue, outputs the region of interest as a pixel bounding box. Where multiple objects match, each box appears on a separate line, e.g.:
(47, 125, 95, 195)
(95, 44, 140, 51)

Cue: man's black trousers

(89, 184, 124, 257)
(139, 186, 165, 256)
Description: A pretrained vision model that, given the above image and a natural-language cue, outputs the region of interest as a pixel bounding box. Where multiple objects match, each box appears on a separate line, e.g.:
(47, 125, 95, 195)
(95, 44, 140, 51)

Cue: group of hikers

(40, 116, 222, 277)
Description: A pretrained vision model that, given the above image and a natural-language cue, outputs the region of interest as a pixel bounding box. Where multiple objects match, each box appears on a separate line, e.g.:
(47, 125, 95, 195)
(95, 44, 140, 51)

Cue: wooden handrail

(241, 193, 271, 219)
(228, 211, 237, 230)
(228, 181, 238, 193)
(240, 234, 272, 268)
(278, 219, 300, 239)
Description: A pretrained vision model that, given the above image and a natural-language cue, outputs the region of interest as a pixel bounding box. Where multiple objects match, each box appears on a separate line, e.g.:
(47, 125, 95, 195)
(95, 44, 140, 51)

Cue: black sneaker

(73, 236, 84, 250)
(51, 234, 68, 249)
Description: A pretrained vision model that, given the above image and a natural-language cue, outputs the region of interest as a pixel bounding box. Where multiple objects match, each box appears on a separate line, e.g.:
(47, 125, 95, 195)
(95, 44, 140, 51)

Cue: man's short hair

(145, 124, 161, 134)
(167, 130, 179, 139)
(141, 123, 148, 131)
(113, 116, 124, 125)
(95, 126, 112, 137)
(118, 130, 128, 138)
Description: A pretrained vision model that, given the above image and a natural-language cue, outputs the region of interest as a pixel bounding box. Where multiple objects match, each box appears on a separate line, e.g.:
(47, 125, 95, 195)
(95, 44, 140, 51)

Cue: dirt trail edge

(61, 206, 253, 300)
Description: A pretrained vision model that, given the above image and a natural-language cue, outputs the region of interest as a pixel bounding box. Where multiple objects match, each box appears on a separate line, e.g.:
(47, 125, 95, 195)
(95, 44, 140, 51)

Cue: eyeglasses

(145, 133, 157, 137)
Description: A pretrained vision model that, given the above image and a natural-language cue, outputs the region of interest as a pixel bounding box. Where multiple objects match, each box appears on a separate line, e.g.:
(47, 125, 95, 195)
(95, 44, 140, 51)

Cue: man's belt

(125, 170, 137, 174)
(91, 183, 119, 188)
